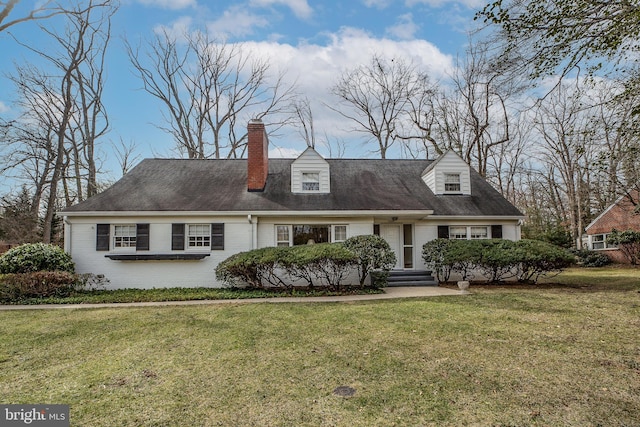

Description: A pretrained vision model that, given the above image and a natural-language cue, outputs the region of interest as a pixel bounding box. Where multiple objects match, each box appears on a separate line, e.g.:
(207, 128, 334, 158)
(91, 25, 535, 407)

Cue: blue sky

(0, 0, 485, 186)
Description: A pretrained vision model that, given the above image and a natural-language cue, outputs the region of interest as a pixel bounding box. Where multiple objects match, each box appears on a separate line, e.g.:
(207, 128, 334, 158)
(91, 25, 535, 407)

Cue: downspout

(253, 216, 259, 249)
(63, 216, 71, 254)
(248, 215, 258, 250)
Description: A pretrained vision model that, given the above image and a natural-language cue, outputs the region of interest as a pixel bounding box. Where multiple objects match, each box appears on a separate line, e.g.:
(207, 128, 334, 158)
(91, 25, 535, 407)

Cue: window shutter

(438, 226, 449, 239)
(491, 225, 503, 239)
(373, 224, 380, 236)
(137, 224, 150, 250)
(96, 224, 110, 251)
(211, 223, 224, 250)
(172, 224, 185, 250)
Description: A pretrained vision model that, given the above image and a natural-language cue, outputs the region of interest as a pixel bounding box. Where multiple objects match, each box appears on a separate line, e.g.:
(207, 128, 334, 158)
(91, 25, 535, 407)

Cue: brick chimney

(247, 119, 269, 192)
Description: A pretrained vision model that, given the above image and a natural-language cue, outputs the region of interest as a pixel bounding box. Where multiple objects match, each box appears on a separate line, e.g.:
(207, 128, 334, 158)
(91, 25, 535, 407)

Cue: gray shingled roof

(62, 158, 523, 216)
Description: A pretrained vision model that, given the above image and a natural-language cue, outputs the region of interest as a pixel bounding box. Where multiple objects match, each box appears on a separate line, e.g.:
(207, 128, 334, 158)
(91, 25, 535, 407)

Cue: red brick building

(585, 191, 640, 263)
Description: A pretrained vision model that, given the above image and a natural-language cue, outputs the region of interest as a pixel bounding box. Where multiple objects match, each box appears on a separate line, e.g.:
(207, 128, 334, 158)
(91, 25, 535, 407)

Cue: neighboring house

(62, 119, 524, 289)
(585, 190, 640, 263)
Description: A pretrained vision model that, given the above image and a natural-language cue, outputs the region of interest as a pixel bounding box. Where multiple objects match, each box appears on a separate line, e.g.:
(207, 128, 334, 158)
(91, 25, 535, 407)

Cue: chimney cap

(249, 118, 263, 124)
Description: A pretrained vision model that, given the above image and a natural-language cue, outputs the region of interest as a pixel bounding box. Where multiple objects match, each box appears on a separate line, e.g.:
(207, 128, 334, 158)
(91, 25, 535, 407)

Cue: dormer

(421, 150, 471, 195)
(291, 147, 330, 194)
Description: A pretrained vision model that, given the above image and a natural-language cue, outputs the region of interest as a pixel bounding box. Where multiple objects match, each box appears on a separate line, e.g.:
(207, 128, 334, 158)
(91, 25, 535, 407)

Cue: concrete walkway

(0, 286, 462, 311)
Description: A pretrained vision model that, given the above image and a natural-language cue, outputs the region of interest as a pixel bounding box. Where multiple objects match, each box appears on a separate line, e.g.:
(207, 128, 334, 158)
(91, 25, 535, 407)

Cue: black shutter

(137, 224, 150, 250)
(373, 224, 380, 236)
(172, 224, 185, 250)
(96, 224, 110, 251)
(211, 223, 224, 250)
(438, 226, 449, 239)
(491, 225, 503, 239)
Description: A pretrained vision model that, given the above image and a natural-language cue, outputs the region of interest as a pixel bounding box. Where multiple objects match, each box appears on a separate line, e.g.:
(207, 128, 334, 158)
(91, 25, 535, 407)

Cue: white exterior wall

(66, 216, 252, 289)
(66, 214, 520, 289)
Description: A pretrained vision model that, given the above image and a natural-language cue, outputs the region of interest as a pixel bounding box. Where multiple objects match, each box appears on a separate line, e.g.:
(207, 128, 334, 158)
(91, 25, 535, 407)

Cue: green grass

(0, 266, 639, 426)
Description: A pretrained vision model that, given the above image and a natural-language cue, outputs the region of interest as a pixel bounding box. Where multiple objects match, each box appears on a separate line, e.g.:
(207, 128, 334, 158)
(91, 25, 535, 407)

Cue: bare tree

(532, 83, 597, 247)
(0, 0, 67, 32)
(1, 0, 115, 242)
(435, 40, 525, 177)
(126, 30, 298, 159)
(293, 97, 316, 148)
(113, 138, 141, 176)
(330, 54, 435, 159)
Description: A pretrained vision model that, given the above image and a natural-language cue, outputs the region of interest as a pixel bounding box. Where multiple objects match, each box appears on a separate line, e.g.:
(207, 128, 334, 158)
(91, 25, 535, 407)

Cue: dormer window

(444, 173, 461, 193)
(302, 172, 320, 191)
(291, 147, 330, 193)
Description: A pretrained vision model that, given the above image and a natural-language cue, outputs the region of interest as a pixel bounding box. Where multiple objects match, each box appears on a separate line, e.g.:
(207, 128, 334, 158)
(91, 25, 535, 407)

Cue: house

(62, 119, 524, 289)
(585, 190, 640, 263)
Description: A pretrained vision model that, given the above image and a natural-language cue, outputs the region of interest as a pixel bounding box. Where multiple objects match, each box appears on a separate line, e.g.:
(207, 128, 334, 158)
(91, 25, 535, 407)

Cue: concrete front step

(384, 270, 438, 287)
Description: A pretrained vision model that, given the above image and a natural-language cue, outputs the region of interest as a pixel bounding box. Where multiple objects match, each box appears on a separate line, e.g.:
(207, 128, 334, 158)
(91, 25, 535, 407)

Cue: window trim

(113, 224, 137, 251)
(187, 224, 211, 249)
(276, 225, 291, 247)
(275, 224, 348, 246)
(301, 171, 321, 192)
(444, 173, 461, 193)
(591, 233, 616, 250)
(333, 225, 348, 243)
(444, 225, 495, 240)
(469, 226, 489, 240)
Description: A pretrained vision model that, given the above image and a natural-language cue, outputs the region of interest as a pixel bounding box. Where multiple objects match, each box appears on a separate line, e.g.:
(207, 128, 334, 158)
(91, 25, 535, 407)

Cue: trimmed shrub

(422, 238, 573, 284)
(477, 239, 519, 282)
(216, 243, 362, 290)
(0, 243, 74, 274)
(513, 240, 574, 283)
(286, 243, 358, 290)
(343, 235, 396, 287)
(446, 239, 484, 281)
(422, 239, 454, 282)
(570, 249, 612, 267)
(607, 230, 640, 265)
(215, 247, 287, 289)
(0, 271, 77, 302)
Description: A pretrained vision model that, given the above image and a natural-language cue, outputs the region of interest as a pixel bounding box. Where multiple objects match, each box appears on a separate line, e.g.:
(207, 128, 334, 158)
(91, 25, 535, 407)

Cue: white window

(449, 226, 467, 240)
(276, 224, 346, 246)
(444, 173, 461, 192)
(333, 225, 347, 242)
(592, 234, 616, 250)
(276, 225, 291, 247)
(114, 225, 136, 248)
(302, 172, 320, 191)
(470, 226, 489, 239)
(188, 224, 211, 248)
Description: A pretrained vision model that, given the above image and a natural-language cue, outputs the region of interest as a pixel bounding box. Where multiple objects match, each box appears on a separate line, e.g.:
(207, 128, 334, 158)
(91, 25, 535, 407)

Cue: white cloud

(207, 6, 270, 38)
(405, 0, 485, 8)
(250, 0, 313, 19)
(136, 0, 197, 10)
(0, 101, 9, 114)
(269, 146, 303, 158)
(385, 13, 419, 40)
(153, 16, 193, 40)
(362, 0, 393, 9)
(239, 28, 454, 151)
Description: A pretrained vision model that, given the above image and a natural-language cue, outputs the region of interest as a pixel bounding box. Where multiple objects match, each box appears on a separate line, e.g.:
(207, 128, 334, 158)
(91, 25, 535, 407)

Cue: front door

(380, 224, 402, 269)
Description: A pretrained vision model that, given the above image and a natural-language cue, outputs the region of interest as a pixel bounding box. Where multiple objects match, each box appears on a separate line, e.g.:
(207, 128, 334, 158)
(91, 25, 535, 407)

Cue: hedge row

(216, 235, 396, 290)
(422, 239, 574, 283)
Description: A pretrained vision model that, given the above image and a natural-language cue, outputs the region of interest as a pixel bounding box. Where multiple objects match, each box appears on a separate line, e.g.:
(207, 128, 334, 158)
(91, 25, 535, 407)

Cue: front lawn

(1, 267, 638, 426)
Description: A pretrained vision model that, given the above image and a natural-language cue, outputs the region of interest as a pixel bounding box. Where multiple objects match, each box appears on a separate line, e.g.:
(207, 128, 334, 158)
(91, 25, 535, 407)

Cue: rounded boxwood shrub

(0, 243, 75, 274)
(343, 235, 396, 287)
